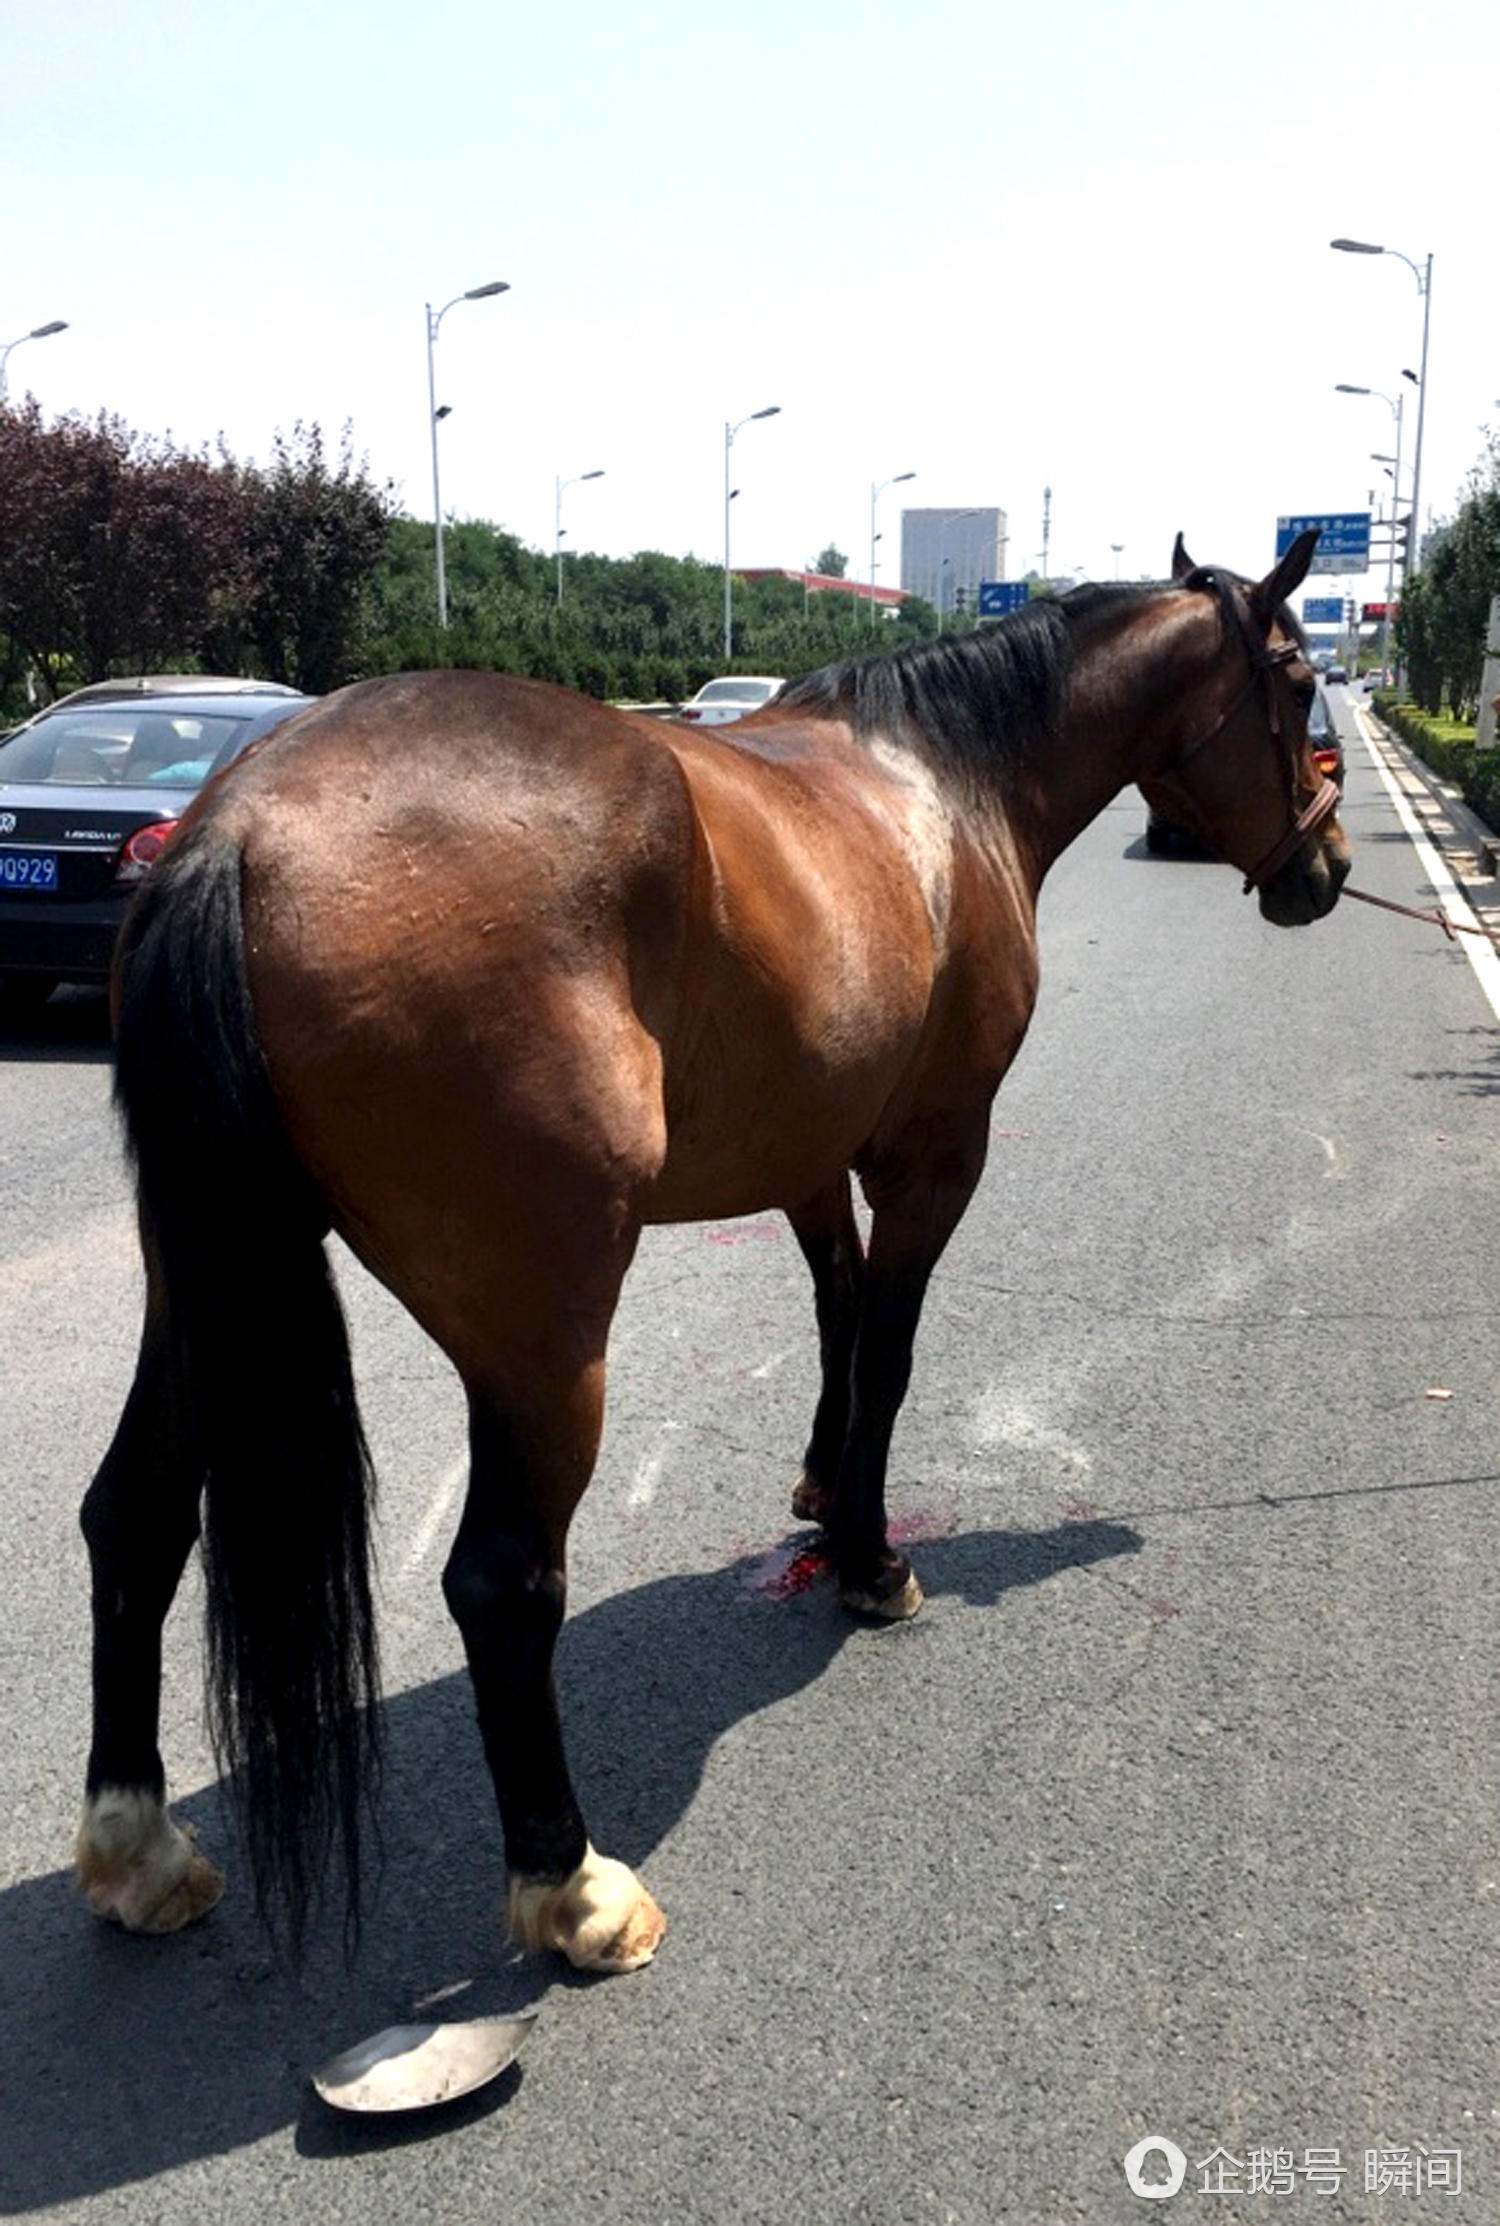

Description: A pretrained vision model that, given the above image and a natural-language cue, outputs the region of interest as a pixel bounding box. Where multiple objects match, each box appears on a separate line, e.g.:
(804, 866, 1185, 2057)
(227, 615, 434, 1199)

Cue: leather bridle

(1167, 567, 1342, 894)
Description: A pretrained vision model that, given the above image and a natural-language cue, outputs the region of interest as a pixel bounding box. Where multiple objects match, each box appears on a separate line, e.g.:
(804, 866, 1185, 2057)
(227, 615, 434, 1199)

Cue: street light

(724, 406, 780, 660)
(934, 507, 982, 633)
(869, 472, 915, 628)
(425, 280, 509, 627)
(0, 318, 68, 404)
(1110, 542, 1124, 579)
(1331, 237, 1432, 581)
(1335, 381, 1404, 683)
(555, 470, 605, 605)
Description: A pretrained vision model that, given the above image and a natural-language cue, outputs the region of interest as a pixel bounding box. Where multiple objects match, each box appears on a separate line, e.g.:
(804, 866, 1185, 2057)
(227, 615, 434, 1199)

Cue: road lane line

(1354, 705, 1500, 1024)
(628, 1419, 681, 1507)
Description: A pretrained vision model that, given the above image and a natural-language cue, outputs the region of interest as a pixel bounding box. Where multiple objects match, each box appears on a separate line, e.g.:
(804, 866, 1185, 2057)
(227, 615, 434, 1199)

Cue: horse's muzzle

(1257, 836, 1349, 927)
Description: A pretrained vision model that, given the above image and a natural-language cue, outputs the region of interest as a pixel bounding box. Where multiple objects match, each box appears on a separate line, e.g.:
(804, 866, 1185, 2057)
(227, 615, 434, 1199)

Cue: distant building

(736, 568, 907, 610)
(900, 508, 1007, 618)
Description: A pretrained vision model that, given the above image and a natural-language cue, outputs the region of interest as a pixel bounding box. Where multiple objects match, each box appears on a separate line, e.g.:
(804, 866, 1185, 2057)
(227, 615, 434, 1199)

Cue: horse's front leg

(827, 1118, 990, 1619)
(442, 1376, 666, 1976)
(786, 1175, 866, 1525)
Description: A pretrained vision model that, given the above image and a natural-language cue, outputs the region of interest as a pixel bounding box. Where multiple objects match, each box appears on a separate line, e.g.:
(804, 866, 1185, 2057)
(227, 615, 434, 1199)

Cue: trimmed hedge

(1370, 693, 1500, 830)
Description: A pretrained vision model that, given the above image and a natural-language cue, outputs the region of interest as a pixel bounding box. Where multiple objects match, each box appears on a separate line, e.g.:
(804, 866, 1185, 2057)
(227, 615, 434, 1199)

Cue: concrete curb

(1353, 698, 1500, 928)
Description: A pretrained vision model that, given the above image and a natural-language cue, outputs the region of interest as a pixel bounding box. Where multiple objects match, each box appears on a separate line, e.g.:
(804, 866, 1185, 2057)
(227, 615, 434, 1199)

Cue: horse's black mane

(775, 572, 1305, 791)
(775, 580, 1154, 786)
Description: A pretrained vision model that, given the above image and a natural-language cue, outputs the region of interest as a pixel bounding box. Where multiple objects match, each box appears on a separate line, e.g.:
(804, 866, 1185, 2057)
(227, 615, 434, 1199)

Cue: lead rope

(1341, 882, 1500, 950)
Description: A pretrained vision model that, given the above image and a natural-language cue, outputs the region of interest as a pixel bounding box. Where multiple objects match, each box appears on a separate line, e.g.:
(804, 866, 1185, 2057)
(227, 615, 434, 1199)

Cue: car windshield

(696, 679, 775, 704)
(0, 708, 249, 790)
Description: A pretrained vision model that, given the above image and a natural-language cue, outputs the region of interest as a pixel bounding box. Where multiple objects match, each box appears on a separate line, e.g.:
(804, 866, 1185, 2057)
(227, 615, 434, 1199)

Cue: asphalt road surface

(3, 690, 1500, 2223)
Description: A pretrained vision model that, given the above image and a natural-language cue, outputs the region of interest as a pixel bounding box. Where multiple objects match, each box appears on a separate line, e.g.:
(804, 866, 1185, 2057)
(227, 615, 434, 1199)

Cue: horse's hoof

(75, 1790, 226, 1934)
(791, 1469, 833, 1524)
(509, 1845, 666, 1974)
(839, 1561, 924, 1622)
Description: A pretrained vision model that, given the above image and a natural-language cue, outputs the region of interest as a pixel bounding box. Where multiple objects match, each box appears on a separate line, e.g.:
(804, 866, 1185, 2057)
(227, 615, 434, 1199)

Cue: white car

(676, 675, 785, 725)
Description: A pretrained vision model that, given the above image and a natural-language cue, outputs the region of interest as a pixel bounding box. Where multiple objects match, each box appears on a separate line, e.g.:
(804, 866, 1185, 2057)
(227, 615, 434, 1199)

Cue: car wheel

(0, 973, 60, 1017)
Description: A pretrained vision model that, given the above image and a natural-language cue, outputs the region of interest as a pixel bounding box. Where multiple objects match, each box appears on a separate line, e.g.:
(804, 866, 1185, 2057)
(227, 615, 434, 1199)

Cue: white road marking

(1305, 1130, 1346, 1179)
(0, 1210, 136, 1301)
(1354, 706, 1500, 1023)
(974, 1384, 1094, 1477)
(399, 1450, 469, 1583)
(628, 1420, 682, 1507)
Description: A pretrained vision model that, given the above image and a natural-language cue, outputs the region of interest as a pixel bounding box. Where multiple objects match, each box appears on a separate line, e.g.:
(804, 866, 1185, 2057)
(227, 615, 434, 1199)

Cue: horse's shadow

(0, 1518, 1138, 2211)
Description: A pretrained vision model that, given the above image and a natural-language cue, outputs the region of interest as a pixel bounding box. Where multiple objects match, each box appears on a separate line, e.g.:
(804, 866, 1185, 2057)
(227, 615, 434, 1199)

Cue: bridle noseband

(1168, 568, 1341, 893)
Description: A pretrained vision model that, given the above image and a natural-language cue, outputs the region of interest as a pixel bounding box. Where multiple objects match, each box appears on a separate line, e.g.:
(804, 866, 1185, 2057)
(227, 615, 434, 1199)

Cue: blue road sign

(1275, 512, 1371, 574)
(978, 580, 1029, 618)
(1302, 597, 1344, 625)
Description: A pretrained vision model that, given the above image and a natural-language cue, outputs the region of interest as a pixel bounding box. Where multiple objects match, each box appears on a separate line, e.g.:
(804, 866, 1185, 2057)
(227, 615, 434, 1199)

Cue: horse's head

(1136, 532, 1349, 927)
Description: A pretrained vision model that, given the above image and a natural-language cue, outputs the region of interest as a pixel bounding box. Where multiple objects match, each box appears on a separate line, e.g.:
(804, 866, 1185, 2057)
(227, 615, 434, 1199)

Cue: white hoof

(840, 1567, 924, 1621)
(76, 1787, 225, 1934)
(508, 1844, 665, 1973)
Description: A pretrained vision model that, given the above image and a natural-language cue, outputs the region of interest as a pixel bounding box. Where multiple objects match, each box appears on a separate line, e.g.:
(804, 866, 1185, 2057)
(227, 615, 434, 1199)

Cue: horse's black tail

(113, 827, 380, 1951)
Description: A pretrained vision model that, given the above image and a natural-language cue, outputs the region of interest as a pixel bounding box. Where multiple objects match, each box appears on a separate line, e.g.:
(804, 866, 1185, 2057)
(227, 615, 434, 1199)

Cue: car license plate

(0, 849, 61, 891)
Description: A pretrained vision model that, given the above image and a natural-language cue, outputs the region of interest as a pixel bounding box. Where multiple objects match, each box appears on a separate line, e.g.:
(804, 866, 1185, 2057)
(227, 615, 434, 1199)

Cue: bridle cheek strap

(1241, 774, 1341, 893)
(1168, 574, 1336, 897)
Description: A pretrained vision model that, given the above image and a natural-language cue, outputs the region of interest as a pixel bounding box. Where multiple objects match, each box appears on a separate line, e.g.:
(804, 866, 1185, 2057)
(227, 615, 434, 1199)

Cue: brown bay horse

(75, 532, 1346, 1969)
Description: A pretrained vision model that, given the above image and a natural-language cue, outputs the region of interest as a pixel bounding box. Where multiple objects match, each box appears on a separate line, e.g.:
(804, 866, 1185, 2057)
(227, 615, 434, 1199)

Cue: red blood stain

(746, 1536, 835, 1600)
(741, 1508, 953, 1600)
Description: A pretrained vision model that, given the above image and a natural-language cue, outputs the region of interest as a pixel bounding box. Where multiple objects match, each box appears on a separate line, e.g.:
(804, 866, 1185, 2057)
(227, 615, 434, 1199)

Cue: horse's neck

(1007, 601, 1194, 885)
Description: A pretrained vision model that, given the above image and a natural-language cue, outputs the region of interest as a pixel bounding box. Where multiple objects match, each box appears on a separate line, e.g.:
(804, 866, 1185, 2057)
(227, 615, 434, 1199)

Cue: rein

(1170, 569, 1341, 894)
(1341, 883, 1500, 950)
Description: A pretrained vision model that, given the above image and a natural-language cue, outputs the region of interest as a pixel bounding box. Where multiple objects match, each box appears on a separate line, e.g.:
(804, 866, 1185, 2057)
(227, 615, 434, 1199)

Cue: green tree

(217, 423, 394, 693)
(811, 544, 848, 578)
(1397, 428, 1500, 717)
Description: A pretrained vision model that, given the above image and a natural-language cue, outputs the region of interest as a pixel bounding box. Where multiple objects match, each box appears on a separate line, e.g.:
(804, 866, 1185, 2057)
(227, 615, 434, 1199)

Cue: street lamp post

(724, 406, 780, 661)
(1331, 238, 1432, 583)
(555, 470, 605, 605)
(0, 318, 68, 404)
(934, 507, 982, 633)
(869, 473, 915, 628)
(1335, 381, 1404, 682)
(426, 281, 509, 628)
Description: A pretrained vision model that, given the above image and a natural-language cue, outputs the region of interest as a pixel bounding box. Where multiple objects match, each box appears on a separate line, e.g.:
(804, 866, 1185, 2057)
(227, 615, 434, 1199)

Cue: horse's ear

(1171, 533, 1196, 581)
(1250, 528, 1320, 626)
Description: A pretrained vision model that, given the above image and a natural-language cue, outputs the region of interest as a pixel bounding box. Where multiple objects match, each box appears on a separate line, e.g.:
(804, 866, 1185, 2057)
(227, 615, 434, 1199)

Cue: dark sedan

(0, 681, 312, 1011)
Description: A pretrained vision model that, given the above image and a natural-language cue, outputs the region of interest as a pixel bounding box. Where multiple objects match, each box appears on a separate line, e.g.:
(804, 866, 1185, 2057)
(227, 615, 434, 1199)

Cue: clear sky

(5, 0, 1496, 599)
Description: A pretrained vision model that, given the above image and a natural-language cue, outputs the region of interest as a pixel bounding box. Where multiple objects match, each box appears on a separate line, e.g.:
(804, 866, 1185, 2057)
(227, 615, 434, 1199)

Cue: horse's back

(189, 674, 695, 1357)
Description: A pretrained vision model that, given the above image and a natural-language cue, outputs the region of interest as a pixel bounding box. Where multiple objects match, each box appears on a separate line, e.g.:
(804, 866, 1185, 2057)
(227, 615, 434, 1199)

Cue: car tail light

(113, 819, 181, 885)
(677, 707, 703, 721)
(1312, 748, 1341, 781)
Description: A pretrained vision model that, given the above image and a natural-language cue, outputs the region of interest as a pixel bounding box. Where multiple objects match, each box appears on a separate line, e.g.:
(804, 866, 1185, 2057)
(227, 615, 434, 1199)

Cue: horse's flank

(228, 664, 1041, 1255)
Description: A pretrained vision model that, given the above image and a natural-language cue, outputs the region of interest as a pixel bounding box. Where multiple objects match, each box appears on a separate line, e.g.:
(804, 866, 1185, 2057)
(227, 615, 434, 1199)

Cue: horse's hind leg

(786, 1176, 865, 1525)
(828, 1121, 989, 1620)
(75, 1303, 225, 1931)
(442, 1358, 665, 1975)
